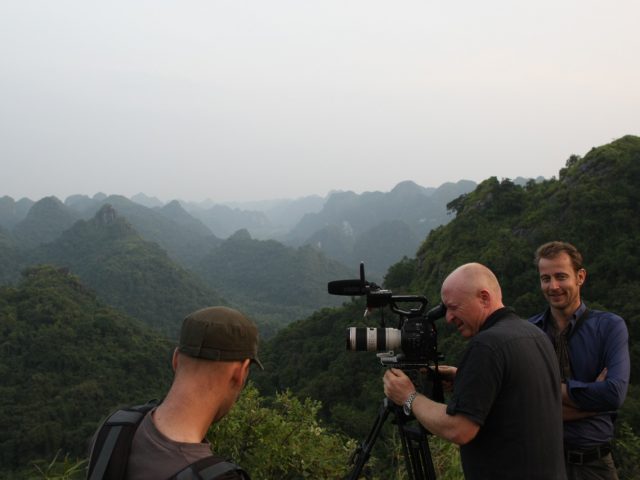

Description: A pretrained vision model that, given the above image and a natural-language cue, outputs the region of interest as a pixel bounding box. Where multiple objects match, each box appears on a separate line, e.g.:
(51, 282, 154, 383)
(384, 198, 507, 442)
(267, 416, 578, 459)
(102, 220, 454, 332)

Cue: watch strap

(403, 391, 418, 416)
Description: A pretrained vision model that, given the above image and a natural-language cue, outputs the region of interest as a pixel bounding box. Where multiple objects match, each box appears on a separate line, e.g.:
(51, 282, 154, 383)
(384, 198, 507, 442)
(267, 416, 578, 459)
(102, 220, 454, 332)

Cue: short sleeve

(446, 342, 503, 426)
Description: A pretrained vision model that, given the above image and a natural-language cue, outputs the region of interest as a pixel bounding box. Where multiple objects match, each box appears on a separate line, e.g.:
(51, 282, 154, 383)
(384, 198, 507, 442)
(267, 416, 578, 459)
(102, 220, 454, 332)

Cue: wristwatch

(403, 391, 418, 416)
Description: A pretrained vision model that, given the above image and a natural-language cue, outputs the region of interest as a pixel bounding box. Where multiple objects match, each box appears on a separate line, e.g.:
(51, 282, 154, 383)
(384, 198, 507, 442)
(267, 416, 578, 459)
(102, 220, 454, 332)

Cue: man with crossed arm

(530, 241, 630, 479)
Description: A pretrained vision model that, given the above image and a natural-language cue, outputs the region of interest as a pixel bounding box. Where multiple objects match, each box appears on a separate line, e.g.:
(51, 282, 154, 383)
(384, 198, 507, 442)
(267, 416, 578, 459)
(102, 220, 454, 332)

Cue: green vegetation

(0, 265, 172, 478)
(28, 385, 464, 480)
(209, 384, 358, 479)
(194, 229, 352, 335)
(30, 205, 224, 338)
(0, 227, 23, 284)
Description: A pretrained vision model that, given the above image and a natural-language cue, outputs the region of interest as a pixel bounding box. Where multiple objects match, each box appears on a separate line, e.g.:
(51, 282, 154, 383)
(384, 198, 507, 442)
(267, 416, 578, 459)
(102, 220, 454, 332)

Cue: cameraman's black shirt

(446, 308, 566, 480)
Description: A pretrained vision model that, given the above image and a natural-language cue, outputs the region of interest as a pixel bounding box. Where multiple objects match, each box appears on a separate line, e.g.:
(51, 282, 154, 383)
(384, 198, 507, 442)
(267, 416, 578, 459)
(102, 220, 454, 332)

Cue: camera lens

(346, 327, 401, 352)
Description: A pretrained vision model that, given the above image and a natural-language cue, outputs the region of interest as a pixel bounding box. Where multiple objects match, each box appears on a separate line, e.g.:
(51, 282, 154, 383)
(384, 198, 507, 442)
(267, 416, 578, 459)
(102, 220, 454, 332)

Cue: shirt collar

(479, 307, 514, 332)
(572, 302, 587, 323)
(542, 301, 586, 332)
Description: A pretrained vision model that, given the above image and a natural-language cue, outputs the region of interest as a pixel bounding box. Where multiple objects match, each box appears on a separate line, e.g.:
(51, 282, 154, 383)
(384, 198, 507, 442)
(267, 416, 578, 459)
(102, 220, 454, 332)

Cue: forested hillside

(285, 180, 477, 277)
(194, 229, 352, 336)
(0, 228, 23, 284)
(0, 265, 173, 478)
(254, 135, 640, 476)
(12, 197, 80, 249)
(30, 205, 225, 338)
(0, 200, 358, 338)
(0, 179, 479, 336)
(0, 265, 369, 479)
(78, 195, 220, 268)
(0, 196, 34, 229)
(413, 135, 640, 317)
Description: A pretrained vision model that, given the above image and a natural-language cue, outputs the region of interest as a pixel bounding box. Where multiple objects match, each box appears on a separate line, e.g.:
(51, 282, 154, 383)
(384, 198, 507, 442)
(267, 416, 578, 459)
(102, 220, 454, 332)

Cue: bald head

(441, 263, 504, 337)
(442, 263, 503, 304)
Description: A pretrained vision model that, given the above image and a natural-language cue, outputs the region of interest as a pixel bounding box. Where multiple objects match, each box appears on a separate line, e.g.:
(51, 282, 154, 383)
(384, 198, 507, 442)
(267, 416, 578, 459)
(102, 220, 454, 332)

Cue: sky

(1, 1, 638, 204)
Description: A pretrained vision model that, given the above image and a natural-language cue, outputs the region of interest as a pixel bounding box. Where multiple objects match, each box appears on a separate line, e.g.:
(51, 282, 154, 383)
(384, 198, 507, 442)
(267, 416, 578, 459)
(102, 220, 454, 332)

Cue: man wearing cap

(125, 306, 263, 480)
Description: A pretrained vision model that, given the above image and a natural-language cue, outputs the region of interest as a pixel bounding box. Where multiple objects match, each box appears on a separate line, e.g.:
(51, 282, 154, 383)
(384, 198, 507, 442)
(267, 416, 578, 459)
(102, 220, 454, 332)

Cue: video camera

(330, 263, 446, 479)
(328, 263, 446, 400)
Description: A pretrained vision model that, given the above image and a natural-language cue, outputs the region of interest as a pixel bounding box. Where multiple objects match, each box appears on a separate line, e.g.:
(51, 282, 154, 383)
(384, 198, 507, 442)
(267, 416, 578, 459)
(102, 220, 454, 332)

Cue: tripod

(346, 397, 436, 480)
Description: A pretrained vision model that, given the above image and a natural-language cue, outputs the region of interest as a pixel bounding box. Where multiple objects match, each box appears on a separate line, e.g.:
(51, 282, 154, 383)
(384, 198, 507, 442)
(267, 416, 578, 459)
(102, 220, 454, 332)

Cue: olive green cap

(178, 306, 263, 369)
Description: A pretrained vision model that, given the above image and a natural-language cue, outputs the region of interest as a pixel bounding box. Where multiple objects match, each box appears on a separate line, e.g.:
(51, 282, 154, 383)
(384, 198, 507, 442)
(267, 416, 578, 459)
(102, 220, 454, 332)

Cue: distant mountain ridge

(30, 204, 224, 337)
(1, 178, 487, 277)
(0, 201, 357, 337)
(284, 179, 477, 276)
(3, 179, 477, 246)
(182, 195, 326, 239)
(12, 196, 80, 248)
(1, 178, 542, 334)
(0, 196, 34, 229)
(193, 228, 353, 335)
(79, 195, 220, 267)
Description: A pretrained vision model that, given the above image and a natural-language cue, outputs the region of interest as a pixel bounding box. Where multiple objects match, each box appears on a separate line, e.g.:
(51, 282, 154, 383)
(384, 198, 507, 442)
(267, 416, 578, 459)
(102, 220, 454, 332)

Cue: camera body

(345, 305, 441, 367)
(333, 265, 446, 478)
(329, 263, 446, 400)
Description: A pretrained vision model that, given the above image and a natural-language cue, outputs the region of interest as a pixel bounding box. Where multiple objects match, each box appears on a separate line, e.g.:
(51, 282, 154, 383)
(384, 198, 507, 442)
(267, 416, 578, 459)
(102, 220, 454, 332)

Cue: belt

(564, 444, 612, 465)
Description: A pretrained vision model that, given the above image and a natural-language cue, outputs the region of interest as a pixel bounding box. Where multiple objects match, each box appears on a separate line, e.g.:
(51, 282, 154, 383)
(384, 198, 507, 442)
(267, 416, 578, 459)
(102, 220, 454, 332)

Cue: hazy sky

(1, 1, 638, 203)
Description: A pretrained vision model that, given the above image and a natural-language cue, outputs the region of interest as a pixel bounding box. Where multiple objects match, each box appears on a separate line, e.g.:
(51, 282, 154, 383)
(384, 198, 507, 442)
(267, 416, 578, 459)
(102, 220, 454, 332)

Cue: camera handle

(346, 398, 437, 480)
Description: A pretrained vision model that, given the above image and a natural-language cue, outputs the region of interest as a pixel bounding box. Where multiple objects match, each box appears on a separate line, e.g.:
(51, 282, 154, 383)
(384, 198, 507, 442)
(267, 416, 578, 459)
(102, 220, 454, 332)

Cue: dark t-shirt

(126, 409, 242, 480)
(446, 308, 566, 480)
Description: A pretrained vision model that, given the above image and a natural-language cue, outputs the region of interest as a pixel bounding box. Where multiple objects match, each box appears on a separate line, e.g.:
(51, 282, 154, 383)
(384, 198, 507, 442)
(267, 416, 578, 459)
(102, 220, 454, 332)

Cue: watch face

(403, 403, 411, 416)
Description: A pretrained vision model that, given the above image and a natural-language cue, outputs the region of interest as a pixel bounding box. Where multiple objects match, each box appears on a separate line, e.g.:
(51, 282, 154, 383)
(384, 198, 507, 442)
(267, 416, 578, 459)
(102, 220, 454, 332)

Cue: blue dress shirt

(529, 302, 630, 446)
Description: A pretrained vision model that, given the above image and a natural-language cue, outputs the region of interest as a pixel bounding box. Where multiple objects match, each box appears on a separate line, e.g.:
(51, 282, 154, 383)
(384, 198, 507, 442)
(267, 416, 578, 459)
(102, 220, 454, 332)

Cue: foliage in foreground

(209, 383, 464, 480)
(30, 452, 86, 480)
(209, 383, 358, 479)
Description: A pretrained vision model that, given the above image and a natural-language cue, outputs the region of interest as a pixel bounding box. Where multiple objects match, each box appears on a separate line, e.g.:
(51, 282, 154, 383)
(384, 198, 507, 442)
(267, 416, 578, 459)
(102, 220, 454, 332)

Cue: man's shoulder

(528, 310, 545, 326)
(473, 311, 550, 353)
(583, 308, 628, 336)
(586, 308, 624, 322)
(484, 309, 539, 334)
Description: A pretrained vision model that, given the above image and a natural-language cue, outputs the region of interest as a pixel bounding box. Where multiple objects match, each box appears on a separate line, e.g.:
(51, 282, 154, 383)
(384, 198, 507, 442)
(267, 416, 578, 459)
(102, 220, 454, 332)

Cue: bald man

(384, 263, 566, 479)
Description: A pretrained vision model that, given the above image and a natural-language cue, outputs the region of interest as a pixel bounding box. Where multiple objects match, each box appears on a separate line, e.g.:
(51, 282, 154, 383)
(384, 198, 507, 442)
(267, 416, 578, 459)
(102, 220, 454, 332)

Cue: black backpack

(87, 401, 250, 480)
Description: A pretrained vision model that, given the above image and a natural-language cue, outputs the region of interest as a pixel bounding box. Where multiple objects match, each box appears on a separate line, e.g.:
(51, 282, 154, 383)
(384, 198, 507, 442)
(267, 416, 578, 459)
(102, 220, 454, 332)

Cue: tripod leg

(396, 418, 437, 480)
(347, 400, 438, 480)
(347, 399, 392, 480)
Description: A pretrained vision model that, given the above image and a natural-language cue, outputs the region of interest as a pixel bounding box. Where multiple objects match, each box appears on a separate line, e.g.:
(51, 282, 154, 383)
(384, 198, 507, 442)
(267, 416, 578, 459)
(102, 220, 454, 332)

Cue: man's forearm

(561, 381, 602, 421)
(411, 394, 479, 445)
(563, 404, 599, 421)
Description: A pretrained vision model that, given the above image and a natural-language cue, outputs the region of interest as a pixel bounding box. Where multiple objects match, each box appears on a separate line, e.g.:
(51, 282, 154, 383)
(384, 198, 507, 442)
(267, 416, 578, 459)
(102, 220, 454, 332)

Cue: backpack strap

(87, 400, 158, 480)
(171, 455, 250, 480)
